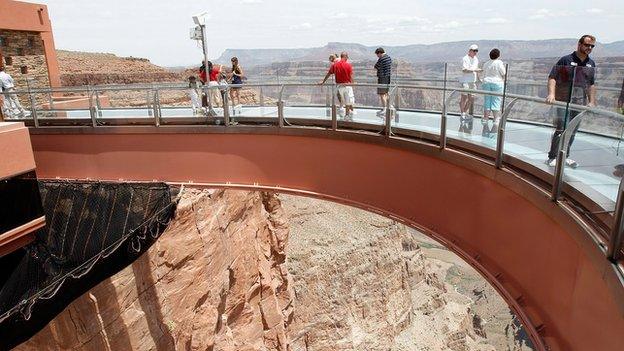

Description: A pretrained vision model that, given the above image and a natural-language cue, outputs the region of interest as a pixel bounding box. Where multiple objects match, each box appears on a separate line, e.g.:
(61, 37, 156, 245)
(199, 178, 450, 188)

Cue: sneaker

(460, 112, 466, 121)
(376, 109, 385, 117)
(565, 158, 578, 168)
(546, 158, 557, 167)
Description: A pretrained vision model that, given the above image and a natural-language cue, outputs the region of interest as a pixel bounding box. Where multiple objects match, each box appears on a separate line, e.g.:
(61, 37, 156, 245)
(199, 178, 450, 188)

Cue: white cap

(469, 44, 479, 51)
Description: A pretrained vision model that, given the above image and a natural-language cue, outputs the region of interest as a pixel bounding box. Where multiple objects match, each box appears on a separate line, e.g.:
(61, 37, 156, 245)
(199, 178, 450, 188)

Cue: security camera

(192, 12, 209, 26)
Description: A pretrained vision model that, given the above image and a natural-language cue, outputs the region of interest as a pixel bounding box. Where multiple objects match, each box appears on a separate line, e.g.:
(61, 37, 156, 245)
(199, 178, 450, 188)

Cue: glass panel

(392, 83, 444, 139)
(562, 66, 624, 210)
(97, 87, 155, 118)
(502, 98, 556, 174)
(281, 84, 331, 126)
(347, 84, 384, 132)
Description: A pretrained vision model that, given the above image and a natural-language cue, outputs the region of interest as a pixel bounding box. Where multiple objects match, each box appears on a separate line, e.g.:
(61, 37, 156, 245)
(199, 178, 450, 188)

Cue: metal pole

(200, 24, 210, 84)
(153, 89, 161, 126)
(495, 98, 519, 169)
(26, 77, 38, 124)
(440, 63, 448, 149)
(95, 90, 102, 117)
(551, 110, 586, 201)
(325, 86, 331, 118)
(608, 177, 624, 262)
(495, 64, 511, 169)
(500, 64, 510, 115)
(331, 84, 337, 130)
(88, 86, 97, 127)
(277, 85, 285, 127)
(223, 88, 230, 126)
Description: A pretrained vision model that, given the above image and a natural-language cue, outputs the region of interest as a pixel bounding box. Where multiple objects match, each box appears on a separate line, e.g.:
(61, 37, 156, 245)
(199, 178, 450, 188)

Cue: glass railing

(5, 62, 624, 265)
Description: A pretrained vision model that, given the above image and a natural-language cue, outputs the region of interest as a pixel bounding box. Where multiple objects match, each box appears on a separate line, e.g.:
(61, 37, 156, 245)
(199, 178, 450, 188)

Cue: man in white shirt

(0, 66, 27, 118)
(459, 44, 481, 123)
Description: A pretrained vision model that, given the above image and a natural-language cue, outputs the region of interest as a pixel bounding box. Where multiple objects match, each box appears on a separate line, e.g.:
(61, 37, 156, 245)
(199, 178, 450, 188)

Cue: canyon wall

(17, 189, 531, 350)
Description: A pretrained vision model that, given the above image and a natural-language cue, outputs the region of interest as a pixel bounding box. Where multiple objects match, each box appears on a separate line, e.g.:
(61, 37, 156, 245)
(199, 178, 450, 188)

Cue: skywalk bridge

(2, 81, 624, 350)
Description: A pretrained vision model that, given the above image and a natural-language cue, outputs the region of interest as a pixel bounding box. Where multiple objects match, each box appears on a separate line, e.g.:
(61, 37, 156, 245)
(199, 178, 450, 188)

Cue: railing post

(495, 98, 518, 169)
(331, 84, 337, 131)
(153, 88, 161, 126)
(26, 78, 38, 125)
(277, 85, 285, 127)
(223, 88, 230, 126)
(325, 85, 331, 118)
(47, 92, 54, 111)
(608, 177, 624, 262)
(394, 86, 400, 124)
(551, 110, 586, 201)
(440, 63, 448, 150)
(88, 86, 97, 127)
(95, 90, 103, 117)
(260, 86, 264, 107)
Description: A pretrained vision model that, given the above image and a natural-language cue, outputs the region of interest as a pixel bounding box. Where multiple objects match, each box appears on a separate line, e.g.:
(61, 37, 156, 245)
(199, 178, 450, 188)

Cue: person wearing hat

(459, 44, 482, 131)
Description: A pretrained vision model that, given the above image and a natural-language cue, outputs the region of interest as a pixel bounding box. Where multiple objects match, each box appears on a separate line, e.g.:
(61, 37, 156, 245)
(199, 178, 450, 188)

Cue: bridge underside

(29, 127, 624, 351)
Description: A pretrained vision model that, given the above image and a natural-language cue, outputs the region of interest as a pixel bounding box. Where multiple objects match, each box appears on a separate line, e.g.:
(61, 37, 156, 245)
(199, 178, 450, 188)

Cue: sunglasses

(582, 43, 595, 48)
(471, 49, 479, 52)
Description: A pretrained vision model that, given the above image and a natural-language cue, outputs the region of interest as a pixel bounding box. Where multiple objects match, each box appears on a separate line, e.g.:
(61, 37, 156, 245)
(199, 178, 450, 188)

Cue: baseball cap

(469, 44, 479, 51)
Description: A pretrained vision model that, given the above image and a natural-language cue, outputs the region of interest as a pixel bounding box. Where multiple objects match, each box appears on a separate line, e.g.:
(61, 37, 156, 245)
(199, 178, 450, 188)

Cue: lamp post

(192, 13, 210, 75)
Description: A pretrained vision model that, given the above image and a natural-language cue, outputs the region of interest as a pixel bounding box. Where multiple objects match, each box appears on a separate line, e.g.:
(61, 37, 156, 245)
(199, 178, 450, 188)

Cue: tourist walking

(229, 57, 244, 115)
(374, 47, 392, 118)
(188, 76, 201, 114)
(0, 66, 27, 119)
(206, 61, 222, 109)
(329, 54, 344, 113)
(459, 44, 481, 133)
(545, 35, 597, 168)
(321, 52, 354, 119)
(481, 48, 506, 136)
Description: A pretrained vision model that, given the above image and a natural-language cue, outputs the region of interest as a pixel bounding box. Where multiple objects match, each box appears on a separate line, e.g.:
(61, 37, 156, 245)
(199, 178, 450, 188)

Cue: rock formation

(17, 190, 532, 350)
(17, 189, 294, 350)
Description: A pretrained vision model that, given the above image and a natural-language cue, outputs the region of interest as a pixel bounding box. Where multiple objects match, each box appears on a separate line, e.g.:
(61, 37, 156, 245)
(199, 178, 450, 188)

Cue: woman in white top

(481, 48, 506, 133)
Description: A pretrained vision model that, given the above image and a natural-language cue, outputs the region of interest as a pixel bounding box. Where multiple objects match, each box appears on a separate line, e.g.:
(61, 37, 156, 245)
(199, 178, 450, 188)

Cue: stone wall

(0, 30, 51, 109)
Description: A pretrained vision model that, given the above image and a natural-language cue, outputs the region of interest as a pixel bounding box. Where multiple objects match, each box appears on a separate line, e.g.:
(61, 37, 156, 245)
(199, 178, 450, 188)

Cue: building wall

(0, 30, 51, 87)
(0, 1, 60, 89)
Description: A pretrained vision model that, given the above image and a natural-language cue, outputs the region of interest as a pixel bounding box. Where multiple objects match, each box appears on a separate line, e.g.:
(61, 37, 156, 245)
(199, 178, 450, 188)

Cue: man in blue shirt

(545, 35, 597, 168)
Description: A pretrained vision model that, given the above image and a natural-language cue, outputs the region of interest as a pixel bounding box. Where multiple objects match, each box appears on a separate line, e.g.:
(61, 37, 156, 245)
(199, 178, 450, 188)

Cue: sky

(31, 0, 624, 67)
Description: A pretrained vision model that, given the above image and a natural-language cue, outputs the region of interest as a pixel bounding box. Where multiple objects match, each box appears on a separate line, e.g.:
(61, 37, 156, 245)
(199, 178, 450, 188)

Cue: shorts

(337, 85, 355, 106)
(482, 82, 504, 111)
(377, 76, 390, 94)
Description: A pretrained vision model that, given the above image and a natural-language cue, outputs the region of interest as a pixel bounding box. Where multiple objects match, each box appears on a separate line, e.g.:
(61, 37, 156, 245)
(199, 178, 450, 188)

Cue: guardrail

(6, 81, 624, 269)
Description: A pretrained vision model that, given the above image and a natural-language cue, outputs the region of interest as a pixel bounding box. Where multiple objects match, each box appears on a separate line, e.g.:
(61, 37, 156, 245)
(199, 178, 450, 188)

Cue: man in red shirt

(320, 52, 355, 118)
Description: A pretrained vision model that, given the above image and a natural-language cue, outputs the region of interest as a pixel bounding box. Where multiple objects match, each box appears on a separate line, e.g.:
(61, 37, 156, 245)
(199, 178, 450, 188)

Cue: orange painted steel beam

(0, 216, 44, 257)
(0, 122, 36, 180)
(29, 129, 624, 351)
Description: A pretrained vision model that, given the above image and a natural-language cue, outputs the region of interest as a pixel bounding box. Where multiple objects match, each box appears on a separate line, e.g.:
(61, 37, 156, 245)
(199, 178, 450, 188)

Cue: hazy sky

(32, 0, 624, 67)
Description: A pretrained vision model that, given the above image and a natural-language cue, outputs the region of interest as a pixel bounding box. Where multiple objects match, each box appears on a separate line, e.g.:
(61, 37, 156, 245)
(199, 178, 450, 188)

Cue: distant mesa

(215, 39, 624, 67)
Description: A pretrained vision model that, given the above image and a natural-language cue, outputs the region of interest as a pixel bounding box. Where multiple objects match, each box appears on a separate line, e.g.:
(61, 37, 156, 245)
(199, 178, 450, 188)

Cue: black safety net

(0, 180, 178, 349)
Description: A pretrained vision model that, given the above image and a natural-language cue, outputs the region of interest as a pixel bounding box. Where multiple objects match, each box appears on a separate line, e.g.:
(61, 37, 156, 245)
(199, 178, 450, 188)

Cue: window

(20, 66, 28, 74)
(5, 56, 12, 66)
